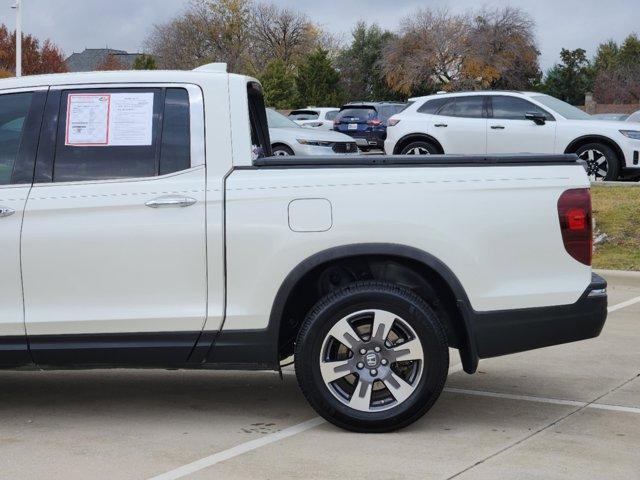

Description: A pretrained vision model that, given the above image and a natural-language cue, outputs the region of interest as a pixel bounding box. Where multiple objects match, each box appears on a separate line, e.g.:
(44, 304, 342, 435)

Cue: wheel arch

(393, 134, 444, 155)
(564, 135, 624, 166)
(270, 244, 479, 374)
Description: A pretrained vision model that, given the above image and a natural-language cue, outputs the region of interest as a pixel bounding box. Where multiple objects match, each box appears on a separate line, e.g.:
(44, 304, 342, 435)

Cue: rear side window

(437, 96, 485, 118)
(417, 97, 450, 114)
(338, 107, 377, 120)
(491, 96, 553, 120)
(0, 92, 32, 185)
(324, 111, 338, 121)
(53, 88, 191, 182)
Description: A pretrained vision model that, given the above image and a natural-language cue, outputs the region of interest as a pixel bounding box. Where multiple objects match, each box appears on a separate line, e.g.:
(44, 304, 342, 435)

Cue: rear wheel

(272, 144, 295, 156)
(400, 140, 440, 155)
(575, 143, 620, 181)
(295, 281, 449, 432)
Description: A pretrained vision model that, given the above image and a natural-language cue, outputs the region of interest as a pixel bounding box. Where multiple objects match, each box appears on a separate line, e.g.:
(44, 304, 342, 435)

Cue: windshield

(289, 110, 319, 121)
(266, 108, 300, 128)
(627, 111, 640, 123)
(530, 95, 592, 120)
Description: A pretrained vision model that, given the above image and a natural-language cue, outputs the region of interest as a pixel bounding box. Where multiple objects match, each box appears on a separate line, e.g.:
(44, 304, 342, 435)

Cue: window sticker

(65, 92, 154, 147)
(65, 94, 111, 146)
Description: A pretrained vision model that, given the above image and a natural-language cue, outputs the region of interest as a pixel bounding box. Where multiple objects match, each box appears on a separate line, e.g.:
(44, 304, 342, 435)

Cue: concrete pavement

(0, 271, 638, 480)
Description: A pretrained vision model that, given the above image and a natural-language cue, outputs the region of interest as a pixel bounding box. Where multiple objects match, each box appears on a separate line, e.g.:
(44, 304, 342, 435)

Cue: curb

(595, 269, 640, 279)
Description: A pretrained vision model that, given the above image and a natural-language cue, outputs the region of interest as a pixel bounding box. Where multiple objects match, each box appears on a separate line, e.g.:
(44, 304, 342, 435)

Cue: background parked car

(333, 102, 407, 151)
(288, 107, 339, 130)
(385, 91, 640, 181)
(592, 113, 629, 121)
(626, 110, 640, 123)
(266, 109, 358, 156)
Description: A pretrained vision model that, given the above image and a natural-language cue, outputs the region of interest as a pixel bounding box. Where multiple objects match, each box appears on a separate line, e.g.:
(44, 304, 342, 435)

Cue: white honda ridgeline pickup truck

(0, 65, 607, 432)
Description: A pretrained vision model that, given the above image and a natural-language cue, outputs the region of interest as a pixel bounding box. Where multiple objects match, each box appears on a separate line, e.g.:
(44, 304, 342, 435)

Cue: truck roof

(0, 66, 254, 90)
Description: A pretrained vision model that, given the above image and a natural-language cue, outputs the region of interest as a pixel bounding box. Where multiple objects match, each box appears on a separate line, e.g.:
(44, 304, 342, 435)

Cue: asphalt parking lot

(1, 271, 638, 480)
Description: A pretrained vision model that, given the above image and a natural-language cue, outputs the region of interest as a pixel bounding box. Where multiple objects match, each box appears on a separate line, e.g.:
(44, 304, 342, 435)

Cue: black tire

(295, 281, 449, 433)
(272, 144, 295, 156)
(400, 140, 440, 155)
(575, 142, 620, 181)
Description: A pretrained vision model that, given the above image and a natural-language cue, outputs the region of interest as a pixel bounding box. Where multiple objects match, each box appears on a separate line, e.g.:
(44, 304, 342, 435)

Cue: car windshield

(627, 111, 640, 123)
(529, 95, 592, 120)
(267, 109, 300, 128)
(289, 110, 319, 121)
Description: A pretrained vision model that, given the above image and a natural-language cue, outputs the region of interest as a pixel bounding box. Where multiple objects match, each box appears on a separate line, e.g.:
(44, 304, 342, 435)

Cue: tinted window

(54, 88, 191, 182)
(338, 107, 377, 120)
(324, 111, 338, 121)
(0, 92, 32, 185)
(417, 97, 450, 114)
(160, 88, 191, 176)
(378, 105, 406, 120)
(437, 96, 485, 118)
(491, 96, 552, 120)
(289, 110, 319, 120)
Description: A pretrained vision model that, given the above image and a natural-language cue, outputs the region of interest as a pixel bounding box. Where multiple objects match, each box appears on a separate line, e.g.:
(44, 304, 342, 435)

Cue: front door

(0, 89, 46, 367)
(21, 85, 208, 366)
(486, 95, 557, 154)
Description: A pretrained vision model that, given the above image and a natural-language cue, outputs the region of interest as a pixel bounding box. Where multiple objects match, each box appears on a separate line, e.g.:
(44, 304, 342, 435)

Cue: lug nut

(374, 346, 381, 352)
(357, 362, 364, 369)
(381, 359, 388, 366)
(359, 348, 367, 355)
(370, 369, 378, 376)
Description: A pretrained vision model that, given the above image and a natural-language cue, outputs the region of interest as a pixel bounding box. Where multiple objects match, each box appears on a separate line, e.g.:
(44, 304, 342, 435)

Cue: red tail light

(557, 188, 592, 266)
(367, 119, 383, 126)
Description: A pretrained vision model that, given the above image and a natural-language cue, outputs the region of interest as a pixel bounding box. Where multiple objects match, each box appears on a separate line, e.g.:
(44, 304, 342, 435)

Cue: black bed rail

(252, 153, 583, 169)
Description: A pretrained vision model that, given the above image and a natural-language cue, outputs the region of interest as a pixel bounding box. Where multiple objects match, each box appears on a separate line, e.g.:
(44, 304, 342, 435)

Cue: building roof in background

(65, 48, 142, 72)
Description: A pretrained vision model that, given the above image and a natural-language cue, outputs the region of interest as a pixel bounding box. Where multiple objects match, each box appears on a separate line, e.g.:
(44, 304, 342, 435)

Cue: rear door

(0, 88, 46, 367)
(334, 106, 377, 145)
(21, 84, 208, 366)
(486, 95, 556, 154)
(428, 96, 487, 154)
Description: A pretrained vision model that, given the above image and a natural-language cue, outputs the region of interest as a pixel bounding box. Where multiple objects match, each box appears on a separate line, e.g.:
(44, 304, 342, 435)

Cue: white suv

(385, 91, 640, 181)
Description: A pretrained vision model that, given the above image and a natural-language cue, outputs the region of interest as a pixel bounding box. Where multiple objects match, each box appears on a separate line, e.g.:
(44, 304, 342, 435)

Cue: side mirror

(525, 112, 547, 125)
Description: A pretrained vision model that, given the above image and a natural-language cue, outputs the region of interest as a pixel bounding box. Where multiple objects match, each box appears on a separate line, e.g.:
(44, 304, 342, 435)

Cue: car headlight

(297, 139, 334, 147)
(620, 130, 640, 140)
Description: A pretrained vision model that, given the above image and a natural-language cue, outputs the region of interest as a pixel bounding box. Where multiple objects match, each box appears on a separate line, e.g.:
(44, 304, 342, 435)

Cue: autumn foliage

(0, 24, 67, 76)
(95, 54, 125, 71)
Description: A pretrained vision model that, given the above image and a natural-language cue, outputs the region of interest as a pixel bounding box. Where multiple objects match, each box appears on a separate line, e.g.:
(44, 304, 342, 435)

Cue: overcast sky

(0, 0, 636, 71)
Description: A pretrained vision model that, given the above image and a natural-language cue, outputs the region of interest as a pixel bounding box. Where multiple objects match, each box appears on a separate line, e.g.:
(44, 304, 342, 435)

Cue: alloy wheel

(319, 309, 424, 412)
(579, 149, 608, 181)
(404, 146, 431, 155)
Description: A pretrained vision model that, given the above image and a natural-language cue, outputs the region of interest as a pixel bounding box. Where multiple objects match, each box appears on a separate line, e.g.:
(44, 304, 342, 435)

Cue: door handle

(145, 196, 197, 208)
(491, 125, 505, 130)
(434, 123, 448, 128)
(0, 206, 15, 218)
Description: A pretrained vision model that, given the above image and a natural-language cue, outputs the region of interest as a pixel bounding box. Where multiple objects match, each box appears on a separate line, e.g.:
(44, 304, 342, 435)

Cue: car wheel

(576, 143, 620, 181)
(400, 141, 440, 155)
(295, 281, 449, 433)
(272, 144, 295, 156)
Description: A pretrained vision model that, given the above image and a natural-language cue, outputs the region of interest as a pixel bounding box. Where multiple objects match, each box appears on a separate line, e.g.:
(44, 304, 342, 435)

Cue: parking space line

(146, 417, 326, 480)
(444, 387, 640, 414)
(149, 295, 639, 480)
(608, 295, 640, 313)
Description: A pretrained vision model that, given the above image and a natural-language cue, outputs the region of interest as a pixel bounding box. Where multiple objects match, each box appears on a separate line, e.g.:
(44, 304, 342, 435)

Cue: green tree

(542, 48, 593, 105)
(259, 59, 298, 109)
(618, 33, 640, 68)
(296, 49, 342, 106)
(593, 40, 620, 72)
(133, 53, 157, 70)
(336, 22, 398, 101)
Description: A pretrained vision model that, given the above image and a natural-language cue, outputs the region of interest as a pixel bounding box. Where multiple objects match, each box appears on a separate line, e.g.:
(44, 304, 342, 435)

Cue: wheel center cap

(364, 352, 380, 368)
